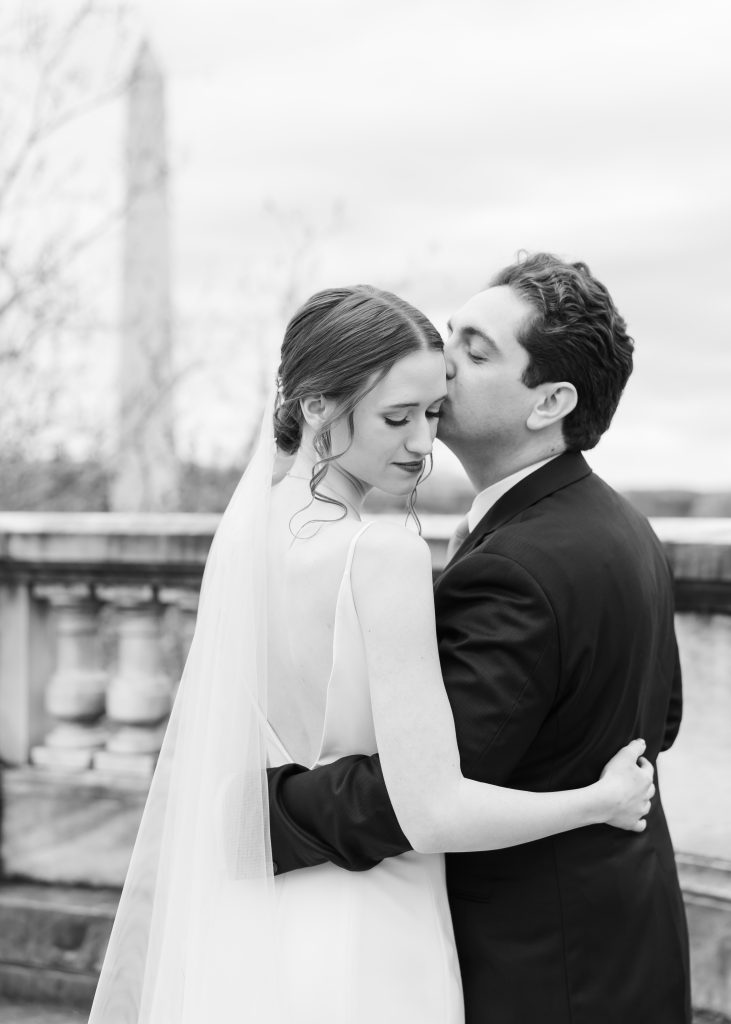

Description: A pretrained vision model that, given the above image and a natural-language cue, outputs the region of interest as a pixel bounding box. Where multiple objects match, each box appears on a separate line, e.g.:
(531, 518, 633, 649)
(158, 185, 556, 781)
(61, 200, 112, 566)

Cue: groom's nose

(444, 344, 457, 380)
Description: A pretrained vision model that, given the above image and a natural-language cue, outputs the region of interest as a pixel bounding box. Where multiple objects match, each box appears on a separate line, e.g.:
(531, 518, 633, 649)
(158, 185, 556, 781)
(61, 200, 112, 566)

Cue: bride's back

(266, 478, 367, 767)
(264, 283, 446, 767)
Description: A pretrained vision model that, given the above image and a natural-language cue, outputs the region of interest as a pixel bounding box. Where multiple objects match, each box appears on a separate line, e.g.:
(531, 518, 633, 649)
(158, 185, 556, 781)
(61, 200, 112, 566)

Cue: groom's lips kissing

(392, 459, 424, 475)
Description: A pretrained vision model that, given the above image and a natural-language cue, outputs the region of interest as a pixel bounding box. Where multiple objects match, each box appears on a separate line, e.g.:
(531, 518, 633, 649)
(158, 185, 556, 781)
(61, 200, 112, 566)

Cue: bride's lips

(392, 460, 425, 475)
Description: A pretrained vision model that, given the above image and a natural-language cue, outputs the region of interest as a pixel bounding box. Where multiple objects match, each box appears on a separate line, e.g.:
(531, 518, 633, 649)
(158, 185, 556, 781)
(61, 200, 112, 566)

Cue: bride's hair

(274, 285, 443, 522)
(275, 285, 443, 452)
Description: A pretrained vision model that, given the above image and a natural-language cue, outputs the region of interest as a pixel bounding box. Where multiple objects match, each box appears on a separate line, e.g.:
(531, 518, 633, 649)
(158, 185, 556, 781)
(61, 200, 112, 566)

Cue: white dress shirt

(466, 456, 560, 532)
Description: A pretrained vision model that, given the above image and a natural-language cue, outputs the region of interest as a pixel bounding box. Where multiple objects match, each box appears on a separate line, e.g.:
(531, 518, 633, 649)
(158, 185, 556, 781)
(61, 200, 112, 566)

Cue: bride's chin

(376, 479, 421, 498)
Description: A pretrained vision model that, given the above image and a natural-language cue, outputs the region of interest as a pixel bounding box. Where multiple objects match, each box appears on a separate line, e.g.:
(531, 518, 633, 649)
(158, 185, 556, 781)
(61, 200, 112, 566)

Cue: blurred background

(0, 2, 730, 1022)
(1, 0, 729, 517)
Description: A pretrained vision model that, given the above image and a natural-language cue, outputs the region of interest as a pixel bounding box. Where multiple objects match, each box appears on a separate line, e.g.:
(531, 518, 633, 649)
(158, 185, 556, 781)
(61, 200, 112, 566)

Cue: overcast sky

(9, 0, 728, 489)
(134, 0, 731, 490)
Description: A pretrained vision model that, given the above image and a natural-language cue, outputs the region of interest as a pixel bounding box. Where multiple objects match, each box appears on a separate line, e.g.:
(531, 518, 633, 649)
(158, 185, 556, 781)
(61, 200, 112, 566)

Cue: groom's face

(438, 286, 538, 456)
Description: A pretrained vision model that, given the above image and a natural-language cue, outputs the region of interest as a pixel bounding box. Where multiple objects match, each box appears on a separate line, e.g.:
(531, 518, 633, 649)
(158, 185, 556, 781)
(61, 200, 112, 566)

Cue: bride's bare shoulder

(351, 521, 435, 624)
(355, 519, 432, 576)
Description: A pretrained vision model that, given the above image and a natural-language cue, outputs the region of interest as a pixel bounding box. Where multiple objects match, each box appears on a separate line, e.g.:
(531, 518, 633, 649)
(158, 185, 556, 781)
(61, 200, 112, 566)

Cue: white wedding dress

(266, 521, 464, 1024)
(88, 402, 463, 1024)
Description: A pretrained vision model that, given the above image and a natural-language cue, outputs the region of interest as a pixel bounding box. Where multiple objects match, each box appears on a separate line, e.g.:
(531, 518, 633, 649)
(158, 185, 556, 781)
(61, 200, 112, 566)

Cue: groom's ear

(526, 382, 578, 432)
(300, 394, 336, 430)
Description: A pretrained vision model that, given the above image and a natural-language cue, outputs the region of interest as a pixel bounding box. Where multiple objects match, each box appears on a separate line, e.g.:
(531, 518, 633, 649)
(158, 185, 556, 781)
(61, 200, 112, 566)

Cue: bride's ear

(300, 394, 336, 431)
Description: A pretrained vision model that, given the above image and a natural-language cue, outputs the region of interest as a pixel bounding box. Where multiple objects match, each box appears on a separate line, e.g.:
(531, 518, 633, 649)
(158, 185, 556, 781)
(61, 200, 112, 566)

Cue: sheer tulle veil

(89, 392, 284, 1023)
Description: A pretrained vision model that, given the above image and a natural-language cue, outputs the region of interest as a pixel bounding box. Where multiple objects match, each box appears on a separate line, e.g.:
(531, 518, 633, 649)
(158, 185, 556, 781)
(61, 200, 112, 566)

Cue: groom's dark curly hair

(490, 253, 634, 451)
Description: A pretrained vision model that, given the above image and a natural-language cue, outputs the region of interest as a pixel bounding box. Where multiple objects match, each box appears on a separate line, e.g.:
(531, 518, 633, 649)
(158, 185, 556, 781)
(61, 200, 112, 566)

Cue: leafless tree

(0, 1, 133, 463)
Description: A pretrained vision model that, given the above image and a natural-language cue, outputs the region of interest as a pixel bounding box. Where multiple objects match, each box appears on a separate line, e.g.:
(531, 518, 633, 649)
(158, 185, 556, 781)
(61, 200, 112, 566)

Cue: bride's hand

(597, 739, 655, 831)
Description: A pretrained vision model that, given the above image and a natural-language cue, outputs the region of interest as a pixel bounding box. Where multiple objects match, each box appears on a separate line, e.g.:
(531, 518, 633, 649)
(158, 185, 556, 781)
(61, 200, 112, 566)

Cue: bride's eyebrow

(382, 396, 448, 410)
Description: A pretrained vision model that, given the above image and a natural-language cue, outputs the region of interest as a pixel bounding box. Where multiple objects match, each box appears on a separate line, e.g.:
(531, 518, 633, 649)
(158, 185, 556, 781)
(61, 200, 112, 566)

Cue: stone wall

(0, 513, 729, 1016)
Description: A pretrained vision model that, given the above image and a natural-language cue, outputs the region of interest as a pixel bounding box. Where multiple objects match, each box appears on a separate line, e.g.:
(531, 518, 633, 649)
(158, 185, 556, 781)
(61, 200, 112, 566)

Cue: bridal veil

(89, 394, 283, 1023)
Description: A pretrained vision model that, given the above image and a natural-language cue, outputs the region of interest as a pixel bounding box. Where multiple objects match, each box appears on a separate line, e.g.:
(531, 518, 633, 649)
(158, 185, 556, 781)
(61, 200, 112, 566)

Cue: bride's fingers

(628, 738, 647, 759)
(638, 756, 654, 774)
(631, 819, 648, 833)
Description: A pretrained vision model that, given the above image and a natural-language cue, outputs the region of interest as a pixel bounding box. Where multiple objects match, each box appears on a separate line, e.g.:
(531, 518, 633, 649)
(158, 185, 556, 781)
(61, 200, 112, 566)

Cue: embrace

(91, 253, 690, 1024)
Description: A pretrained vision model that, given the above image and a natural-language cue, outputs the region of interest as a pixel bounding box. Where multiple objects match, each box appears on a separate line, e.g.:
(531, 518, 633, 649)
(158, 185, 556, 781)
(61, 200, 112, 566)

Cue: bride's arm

(353, 523, 653, 855)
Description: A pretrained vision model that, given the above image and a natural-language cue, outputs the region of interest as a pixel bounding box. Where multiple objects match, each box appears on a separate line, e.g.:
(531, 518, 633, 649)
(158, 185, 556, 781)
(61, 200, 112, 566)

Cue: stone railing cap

(1, 512, 730, 583)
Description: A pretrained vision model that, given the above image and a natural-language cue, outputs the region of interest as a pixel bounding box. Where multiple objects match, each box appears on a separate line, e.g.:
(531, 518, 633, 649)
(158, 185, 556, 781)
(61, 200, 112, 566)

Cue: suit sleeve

(660, 550, 683, 752)
(267, 755, 412, 875)
(661, 635, 683, 751)
(435, 549, 561, 784)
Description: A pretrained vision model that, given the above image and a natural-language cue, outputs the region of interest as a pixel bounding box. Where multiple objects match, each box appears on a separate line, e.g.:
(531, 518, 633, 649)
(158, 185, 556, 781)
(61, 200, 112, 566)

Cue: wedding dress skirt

(267, 523, 464, 1024)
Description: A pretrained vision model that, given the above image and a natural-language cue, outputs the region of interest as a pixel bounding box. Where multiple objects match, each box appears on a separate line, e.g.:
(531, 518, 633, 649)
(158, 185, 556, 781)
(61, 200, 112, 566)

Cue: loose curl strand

(273, 284, 444, 532)
(405, 452, 434, 535)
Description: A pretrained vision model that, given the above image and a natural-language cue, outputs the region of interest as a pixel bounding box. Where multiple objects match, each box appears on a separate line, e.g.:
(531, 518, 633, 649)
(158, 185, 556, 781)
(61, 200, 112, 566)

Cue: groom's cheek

(436, 408, 454, 440)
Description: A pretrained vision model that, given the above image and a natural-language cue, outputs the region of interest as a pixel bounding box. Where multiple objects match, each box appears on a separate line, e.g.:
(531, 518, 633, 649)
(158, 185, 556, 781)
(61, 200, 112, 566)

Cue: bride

(90, 285, 654, 1023)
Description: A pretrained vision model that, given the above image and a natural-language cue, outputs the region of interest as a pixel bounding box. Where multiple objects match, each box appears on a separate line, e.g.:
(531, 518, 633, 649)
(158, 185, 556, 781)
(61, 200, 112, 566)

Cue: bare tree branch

(0, 0, 135, 469)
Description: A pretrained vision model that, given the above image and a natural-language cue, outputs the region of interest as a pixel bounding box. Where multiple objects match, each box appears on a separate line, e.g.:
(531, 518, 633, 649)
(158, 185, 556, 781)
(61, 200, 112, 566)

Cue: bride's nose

(405, 417, 434, 457)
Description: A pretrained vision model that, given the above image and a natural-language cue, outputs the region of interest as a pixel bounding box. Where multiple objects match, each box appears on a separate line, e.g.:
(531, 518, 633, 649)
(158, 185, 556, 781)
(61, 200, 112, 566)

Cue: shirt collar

(466, 455, 561, 533)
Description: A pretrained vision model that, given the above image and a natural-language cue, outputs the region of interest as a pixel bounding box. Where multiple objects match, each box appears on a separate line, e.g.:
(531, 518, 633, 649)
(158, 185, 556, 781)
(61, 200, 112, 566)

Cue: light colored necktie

(446, 515, 471, 560)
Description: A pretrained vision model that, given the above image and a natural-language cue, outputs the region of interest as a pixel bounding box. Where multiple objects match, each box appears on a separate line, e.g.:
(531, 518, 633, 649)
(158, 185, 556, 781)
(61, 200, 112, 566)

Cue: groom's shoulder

(439, 467, 669, 610)
(565, 466, 658, 537)
(486, 468, 659, 564)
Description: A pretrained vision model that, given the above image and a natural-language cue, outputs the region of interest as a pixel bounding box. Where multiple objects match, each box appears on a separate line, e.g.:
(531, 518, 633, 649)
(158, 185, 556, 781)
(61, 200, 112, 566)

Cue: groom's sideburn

(267, 452, 691, 1024)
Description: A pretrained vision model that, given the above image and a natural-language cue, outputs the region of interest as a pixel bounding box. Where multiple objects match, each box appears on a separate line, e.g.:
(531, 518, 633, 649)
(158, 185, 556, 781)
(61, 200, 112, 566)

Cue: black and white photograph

(0, 1, 729, 1021)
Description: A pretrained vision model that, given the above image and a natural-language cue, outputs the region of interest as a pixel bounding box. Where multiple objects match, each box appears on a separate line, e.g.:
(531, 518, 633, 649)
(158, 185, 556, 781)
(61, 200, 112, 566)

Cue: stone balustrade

(0, 513, 729, 808)
(0, 513, 215, 774)
(0, 512, 730, 1017)
(30, 584, 109, 771)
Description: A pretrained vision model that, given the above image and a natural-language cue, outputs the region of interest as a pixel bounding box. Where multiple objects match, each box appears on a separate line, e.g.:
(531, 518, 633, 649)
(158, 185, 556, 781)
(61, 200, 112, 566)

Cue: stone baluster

(174, 588, 198, 662)
(158, 587, 199, 696)
(30, 585, 109, 771)
(94, 585, 172, 776)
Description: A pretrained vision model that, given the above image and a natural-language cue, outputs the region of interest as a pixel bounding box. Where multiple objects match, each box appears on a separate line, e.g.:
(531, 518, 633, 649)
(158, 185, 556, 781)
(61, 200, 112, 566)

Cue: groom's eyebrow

(448, 319, 500, 353)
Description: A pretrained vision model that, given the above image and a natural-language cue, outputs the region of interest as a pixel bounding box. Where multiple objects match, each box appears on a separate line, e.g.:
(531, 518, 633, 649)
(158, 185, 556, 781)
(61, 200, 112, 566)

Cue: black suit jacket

(267, 454, 691, 1024)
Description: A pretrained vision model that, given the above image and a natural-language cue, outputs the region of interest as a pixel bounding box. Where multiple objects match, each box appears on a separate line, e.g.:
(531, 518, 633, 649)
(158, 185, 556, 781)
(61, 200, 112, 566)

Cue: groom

(266, 253, 691, 1023)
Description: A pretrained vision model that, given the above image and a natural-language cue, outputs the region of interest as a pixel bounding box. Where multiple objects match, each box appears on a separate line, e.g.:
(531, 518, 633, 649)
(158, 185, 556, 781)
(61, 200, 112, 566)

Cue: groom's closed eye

(467, 346, 490, 364)
(446, 319, 499, 356)
(460, 332, 501, 366)
(463, 328, 498, 354)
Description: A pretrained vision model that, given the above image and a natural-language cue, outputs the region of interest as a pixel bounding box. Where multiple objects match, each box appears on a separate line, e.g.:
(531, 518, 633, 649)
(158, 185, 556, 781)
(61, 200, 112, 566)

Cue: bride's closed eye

(384, 410, 442, 427)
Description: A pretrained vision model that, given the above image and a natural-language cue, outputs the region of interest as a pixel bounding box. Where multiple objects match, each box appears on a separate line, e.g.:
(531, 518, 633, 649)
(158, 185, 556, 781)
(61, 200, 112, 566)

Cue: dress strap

(266, 718, 295, 764)
(239, 684, 294, 763)
(343, 520, 376, 576)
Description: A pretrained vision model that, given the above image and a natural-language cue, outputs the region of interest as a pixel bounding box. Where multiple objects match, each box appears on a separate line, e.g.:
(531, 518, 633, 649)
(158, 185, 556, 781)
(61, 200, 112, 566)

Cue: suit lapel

(446, 452, 593, 566)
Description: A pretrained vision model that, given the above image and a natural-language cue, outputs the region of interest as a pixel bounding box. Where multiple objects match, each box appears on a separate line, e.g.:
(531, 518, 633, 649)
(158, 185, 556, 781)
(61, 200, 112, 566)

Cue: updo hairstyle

(274, 285, 443, 519)
(275, 285, 442, 452)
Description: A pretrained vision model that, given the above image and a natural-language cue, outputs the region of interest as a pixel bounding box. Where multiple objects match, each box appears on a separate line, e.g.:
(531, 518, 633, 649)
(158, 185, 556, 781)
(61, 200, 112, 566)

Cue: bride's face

(330, 348, 447, 496)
